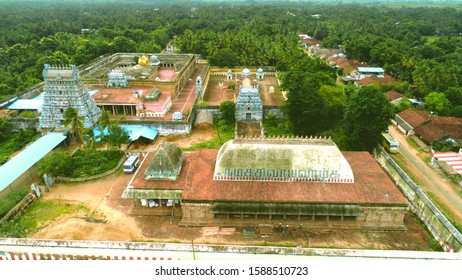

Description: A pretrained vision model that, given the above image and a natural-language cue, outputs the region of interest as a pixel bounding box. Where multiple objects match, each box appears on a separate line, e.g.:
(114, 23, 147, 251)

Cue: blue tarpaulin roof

(122, 125, 158, 141)
(0, 132, 67, 192)
(93, 125, 158, 142)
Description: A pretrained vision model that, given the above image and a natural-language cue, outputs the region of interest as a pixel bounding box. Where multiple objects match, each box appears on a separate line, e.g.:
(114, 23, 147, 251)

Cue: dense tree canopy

(2, 2, 461, 108)
(343, 86, 395, 152)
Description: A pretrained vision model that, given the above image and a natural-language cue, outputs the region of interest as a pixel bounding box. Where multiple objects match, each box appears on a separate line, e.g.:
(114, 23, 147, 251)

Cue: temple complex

(39, 64, 101, 129)
(123, 136, 408, 231)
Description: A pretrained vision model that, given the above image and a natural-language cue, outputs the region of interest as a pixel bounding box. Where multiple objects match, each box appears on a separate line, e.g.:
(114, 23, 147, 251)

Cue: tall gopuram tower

(40, 64, 101, 129)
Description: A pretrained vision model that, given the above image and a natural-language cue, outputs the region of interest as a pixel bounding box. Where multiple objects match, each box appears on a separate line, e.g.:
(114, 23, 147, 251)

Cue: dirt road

(388, 125, 462, 222)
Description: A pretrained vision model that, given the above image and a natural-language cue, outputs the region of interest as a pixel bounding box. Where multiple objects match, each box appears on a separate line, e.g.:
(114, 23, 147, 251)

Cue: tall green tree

(63, 107, 84, 143)
(106, 125, 130, 150)
(343, 86, 394, 152)
(83, 127, 98, 153)
(219, 101, 236, 126)
(98, 110, 112, 135)
(425, 92, 450, 114)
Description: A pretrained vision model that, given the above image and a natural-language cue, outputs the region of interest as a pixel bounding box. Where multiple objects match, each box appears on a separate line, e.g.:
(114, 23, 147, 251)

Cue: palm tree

(63, 107, 84, 143)
(83, 127, 98, 153)
(98, 110, 112, 135)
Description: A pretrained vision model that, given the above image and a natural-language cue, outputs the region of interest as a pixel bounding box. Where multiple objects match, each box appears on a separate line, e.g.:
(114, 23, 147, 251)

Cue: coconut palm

(83, 127, 98, 153)
(63, 107, 84, 143)
(98, 110, 112, 135)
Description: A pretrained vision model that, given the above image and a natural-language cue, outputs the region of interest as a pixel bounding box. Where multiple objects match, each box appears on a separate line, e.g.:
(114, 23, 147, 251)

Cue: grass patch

(405, 136, 420, 150)
(262, 114, 293, 137)
(0, 189, 30, 219)
(425, 192, 462, 232)
(0, 199, 88, 237)
(390, 153, 425, 185)
(182, 122, 234, 151)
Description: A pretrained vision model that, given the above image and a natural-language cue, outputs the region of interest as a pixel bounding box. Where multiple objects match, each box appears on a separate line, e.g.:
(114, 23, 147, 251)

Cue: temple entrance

(246, 113, 251, 121)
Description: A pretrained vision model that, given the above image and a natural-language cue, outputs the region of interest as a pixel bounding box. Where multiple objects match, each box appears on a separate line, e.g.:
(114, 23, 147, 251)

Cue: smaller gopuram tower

(40, 64, 101, 129)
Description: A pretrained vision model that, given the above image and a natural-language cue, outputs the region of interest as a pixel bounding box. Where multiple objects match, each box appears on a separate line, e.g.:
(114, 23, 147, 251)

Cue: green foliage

(282, 54, 340, 136)
(208, 48, 239, 68)
(219, 101, 236, 125)
(263, 114, 293, 137)
(432, 139, 462, 153)
(228, 83, 235, 90)
(0, 221, 27, 238)
(394, 99, 412, 114)
(183, 119, 234, 151)
(38, 150, 123, 178)
(424, 92, 450, 114)
(0, 200, 88, 238)
(38, 151, 72, 177)
(104, 125, 130, 150)
(63, 107, 84, 143)
(0, 128, 41, 165)
(0, 189, 30, 219)
(343, 86, 394, 152)
(0, 118, 12, 142)
(19, 111, 37, 118)
(0, 2, 462, 119)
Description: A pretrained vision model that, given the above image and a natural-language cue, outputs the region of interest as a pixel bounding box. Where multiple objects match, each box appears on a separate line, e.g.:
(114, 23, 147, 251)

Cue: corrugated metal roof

(0, 133, 67, 192)
(93, 125, 158, 142)
(7, 99, 43, 110)
(357, 67, 384, 73)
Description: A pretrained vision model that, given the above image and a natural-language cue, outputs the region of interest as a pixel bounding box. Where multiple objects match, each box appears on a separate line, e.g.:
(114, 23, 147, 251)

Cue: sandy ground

(388, 125, 462, 222)
(30, 128, 436, 250)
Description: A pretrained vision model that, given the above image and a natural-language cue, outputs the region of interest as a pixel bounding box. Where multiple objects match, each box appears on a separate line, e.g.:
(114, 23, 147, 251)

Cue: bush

(219, 101, 236, 125)
(19, 111, 37, 118)
(0, 189, 30, 219)
(38, 150, 124, 178)
(432, 139, 462, 152)
(263, 114, 293, 137)
(0, 221, 27, 238)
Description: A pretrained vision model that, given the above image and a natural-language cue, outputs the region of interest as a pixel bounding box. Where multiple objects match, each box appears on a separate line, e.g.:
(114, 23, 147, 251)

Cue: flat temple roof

(129, 149, 407, 205)
(0, 133, 67, 192)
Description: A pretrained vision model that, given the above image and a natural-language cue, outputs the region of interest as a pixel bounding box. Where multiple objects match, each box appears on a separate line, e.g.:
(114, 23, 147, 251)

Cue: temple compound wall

(376, 147, 462, 252)
(179, 203, 406, 230)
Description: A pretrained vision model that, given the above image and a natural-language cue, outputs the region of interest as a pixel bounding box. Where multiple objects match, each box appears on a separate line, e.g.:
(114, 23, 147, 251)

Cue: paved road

(387, 126, 462, 221)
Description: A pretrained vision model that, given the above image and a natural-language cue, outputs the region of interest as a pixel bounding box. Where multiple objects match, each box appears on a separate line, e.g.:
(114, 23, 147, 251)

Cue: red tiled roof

(396, 108, 430, 128)
(336, 59, 368, 74)
(415, 115, 462, 143)
(131, 149, 407, 205)
(355, 74, 400, 86)
(384, 90, 403, 101)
